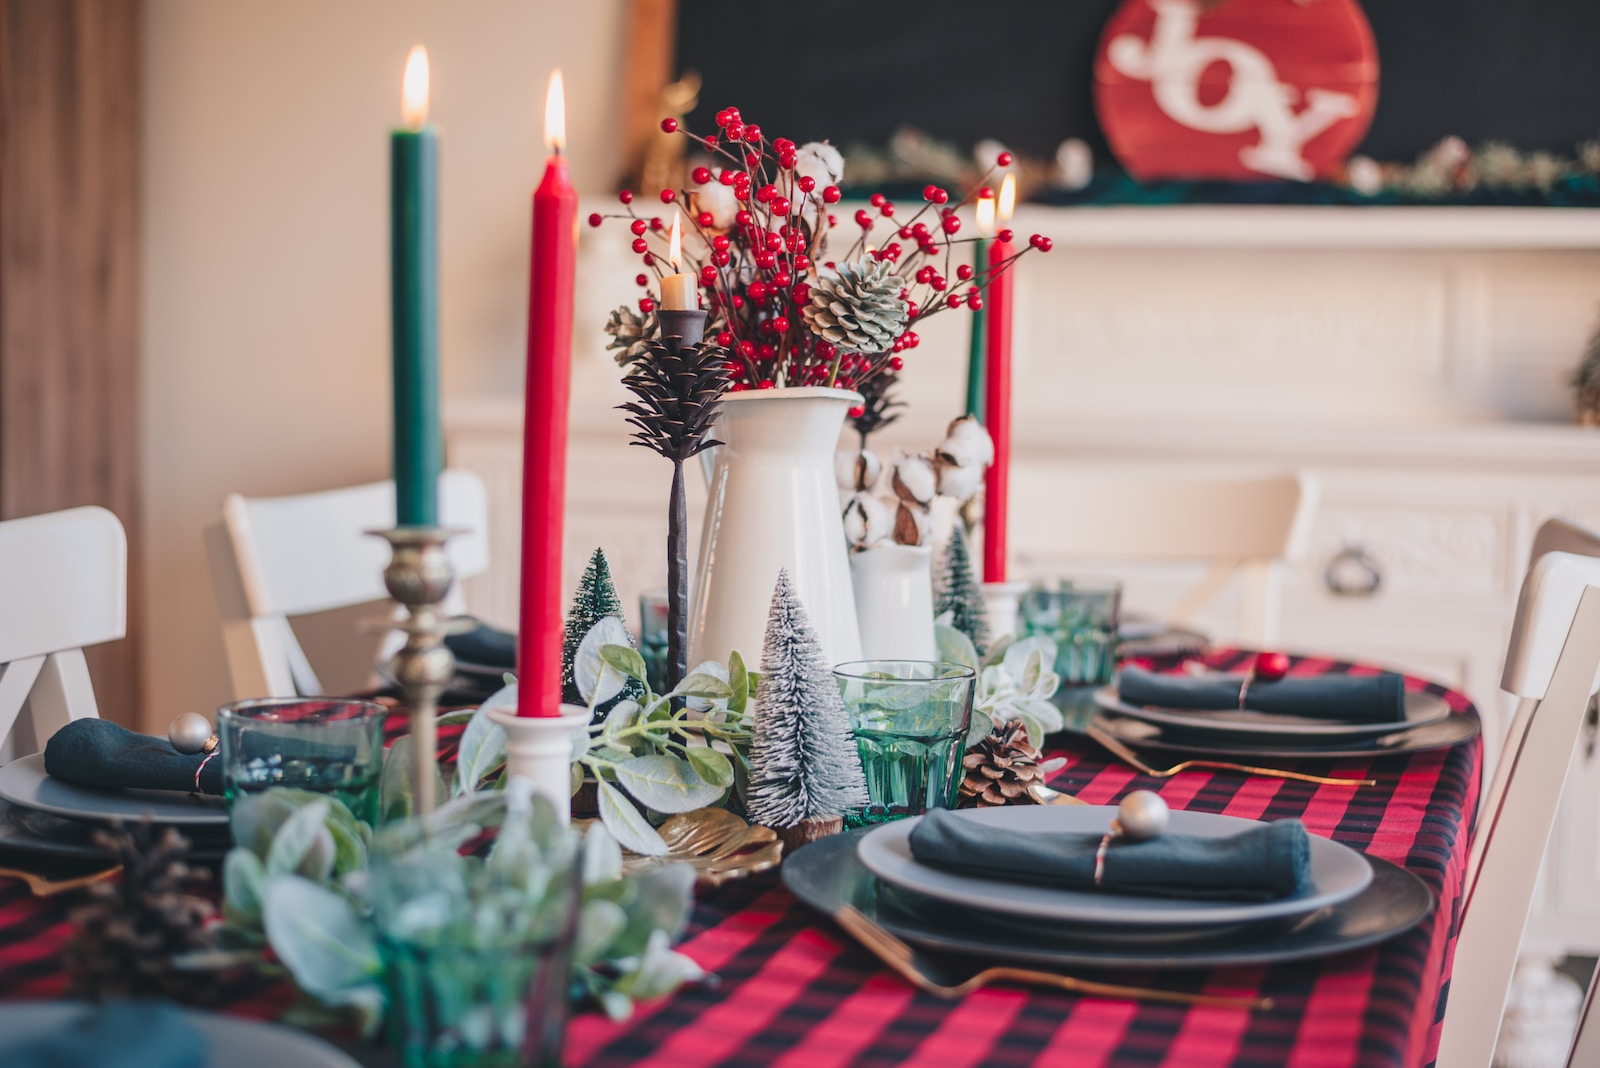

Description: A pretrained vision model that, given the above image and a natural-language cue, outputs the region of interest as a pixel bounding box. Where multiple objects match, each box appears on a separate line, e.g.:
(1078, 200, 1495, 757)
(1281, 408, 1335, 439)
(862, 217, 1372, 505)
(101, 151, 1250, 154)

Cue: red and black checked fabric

(0, 652, 1479, 1067)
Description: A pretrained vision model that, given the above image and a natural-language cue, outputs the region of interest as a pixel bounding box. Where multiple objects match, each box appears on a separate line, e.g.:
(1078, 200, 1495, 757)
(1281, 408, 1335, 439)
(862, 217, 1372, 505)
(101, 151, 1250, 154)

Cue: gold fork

(0, 864, 119, 897)
(835, 905, 1271, 1009)
(1087, 720, 1374, 787)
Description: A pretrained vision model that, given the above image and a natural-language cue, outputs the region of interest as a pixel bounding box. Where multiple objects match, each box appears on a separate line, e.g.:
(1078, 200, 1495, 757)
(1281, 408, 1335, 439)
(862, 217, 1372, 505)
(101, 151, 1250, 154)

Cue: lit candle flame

(544, 69, 566, 154)
(669, 211, 682, 269)
(998, 174, 1016, 222)
(401, 45, 429, 129)
(975, 195, 996, 238)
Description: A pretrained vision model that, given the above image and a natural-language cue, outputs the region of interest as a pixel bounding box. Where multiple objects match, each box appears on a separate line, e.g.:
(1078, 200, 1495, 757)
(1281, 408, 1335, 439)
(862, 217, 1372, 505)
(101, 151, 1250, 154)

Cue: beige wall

(141, 0, 626, 725)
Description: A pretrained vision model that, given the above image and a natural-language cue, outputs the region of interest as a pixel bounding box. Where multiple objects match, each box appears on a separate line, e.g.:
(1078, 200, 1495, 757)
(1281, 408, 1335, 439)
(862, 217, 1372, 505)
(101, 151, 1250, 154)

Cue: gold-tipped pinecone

(802, 258, 909, 355)
(959, 719, 1047, 807)
(66, 821, 221, 1005)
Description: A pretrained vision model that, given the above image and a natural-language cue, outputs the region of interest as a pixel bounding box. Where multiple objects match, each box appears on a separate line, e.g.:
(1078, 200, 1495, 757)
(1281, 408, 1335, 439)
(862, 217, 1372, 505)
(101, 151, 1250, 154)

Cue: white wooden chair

(1005, 468, 1318, 646)
(1435, 545, 1600, 1066)
(206, 471, 490, 701)
(0, 506, 126, 760)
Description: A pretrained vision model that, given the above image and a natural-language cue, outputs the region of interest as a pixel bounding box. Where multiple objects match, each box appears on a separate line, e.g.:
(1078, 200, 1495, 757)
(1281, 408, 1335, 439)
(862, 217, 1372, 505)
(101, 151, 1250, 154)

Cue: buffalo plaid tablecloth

(0, 650, 1480, 1067)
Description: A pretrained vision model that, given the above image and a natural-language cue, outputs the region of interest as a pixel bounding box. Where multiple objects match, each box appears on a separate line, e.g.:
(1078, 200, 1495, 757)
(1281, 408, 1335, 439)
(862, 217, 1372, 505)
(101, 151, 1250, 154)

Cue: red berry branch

(594, 106, 1053, 410)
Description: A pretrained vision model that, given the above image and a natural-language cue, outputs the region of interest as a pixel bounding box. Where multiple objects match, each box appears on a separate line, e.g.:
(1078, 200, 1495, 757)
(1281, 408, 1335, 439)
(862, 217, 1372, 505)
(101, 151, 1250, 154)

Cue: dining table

(0, 647, 1481, 1068)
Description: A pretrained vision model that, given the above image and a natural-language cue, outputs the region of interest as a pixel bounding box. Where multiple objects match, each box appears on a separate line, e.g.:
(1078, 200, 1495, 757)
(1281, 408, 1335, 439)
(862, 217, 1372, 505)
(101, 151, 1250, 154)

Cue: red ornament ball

(587, 213, 604, 228)
(1253, 652, 1291, 682)
(997, 151, 1013, 166)
(744, 125, 762, 143)
(635, 273, 649, 286)
(660, 117, 679, 133)
(716, 330, 734, 347)
(659, 189, 676, 204)
(758, 378, 775, 389)
(889, 356, 904, 371)
(735, 210, 753, 227)
(619, 189, 635, 205)
(771, 316, 790, 333)
(631, 238, 649, 254)
(630, 219, 648, 235)
(822, 185, 842, 204)
(699, 265, 718, 285)
(770, 197, 792, 216)
(638, 297, 655, 313)
(692, 166, 713, 185)
(941, 215, 961, 235)
(697, 211, 714, 228)
(854, 209, 873, 229)
(997, 228, 1014, 243)
(650, 217, 664, 231)
(957, 264, 974, 281)
(848, 405, 866, 419)
(1030, 234, 1054, 251)
(798, 176, 816, 193)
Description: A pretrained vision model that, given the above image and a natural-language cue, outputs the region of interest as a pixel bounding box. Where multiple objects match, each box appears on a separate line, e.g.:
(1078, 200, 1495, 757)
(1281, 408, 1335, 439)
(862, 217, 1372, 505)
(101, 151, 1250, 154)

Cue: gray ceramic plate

(856, 806, 1371, 926)
(787, 829, 1434, 970)
(1089, 708, 1481, 760)
(1094, 686, 1451, 739)
(0, 798, 230, 860)
(0, 753, 229, 827)
(0, 1003, 359, 1068)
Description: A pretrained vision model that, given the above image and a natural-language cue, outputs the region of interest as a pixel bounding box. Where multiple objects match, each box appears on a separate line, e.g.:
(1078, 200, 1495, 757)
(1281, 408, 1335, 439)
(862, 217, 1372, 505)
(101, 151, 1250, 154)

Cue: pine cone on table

(802, 259, 909, 355)
(959, 719, 1047, 807)
(66, 820, 221, 1005)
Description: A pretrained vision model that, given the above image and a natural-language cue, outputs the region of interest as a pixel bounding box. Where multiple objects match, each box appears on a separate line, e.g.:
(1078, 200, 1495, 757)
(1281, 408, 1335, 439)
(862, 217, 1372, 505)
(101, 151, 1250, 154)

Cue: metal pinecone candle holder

(618, 310, 727, 690)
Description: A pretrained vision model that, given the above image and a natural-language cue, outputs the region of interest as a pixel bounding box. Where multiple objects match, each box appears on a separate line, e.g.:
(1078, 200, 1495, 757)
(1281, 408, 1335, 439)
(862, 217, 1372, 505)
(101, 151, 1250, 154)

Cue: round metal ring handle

(1325, 546, 1382, 597)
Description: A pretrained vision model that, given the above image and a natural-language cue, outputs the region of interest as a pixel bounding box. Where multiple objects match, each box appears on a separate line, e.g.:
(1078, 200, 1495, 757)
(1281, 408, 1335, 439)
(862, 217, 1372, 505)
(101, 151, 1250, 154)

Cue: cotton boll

(893, 501, 933, 547)
(692, 173, 739, 230)
(936, 458, 986, 503)
(1346, 155, 1383, 196)
(835, 448, 882, 493)
(843, 492, 893, 550)
(939, 415, 994, 469)
(793, 142, 844, 189)
(890, 451, 937, 508)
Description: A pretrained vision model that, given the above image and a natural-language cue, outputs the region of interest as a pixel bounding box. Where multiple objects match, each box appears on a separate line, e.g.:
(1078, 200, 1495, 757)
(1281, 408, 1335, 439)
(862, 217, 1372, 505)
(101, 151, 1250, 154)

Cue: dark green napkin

(907, 809, 1311, 901)
(446, 620, 516, 669)
(45, 719, 224, 795)
(4, 1000, 206, 1068)
(1118, 666, 1407, 724)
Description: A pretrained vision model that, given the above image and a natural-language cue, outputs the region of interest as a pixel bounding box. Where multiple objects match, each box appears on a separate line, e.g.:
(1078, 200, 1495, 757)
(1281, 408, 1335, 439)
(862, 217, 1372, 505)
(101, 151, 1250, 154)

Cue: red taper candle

(517, 70, 578, 718)
(981, 174, 1016, 583)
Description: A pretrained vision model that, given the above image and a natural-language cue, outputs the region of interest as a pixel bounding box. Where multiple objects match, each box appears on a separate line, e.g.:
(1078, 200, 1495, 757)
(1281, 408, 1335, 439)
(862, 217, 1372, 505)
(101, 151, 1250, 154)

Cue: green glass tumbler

(218, 698, 385, 826)
(835, 660, 976, 825)
(1019, 580, 1123, 687)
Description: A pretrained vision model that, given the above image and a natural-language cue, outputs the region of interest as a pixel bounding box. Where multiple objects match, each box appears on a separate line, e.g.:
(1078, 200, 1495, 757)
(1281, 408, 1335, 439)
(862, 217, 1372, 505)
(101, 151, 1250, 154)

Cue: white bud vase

(689, 387, 864, 668)
(850, 544, 937, 660)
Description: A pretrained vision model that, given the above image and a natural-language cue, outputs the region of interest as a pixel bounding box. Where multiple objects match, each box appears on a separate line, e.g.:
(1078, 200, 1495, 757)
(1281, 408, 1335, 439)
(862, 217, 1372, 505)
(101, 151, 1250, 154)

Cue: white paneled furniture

(0, 507, 126, 760)
(207, 472, 490, 701)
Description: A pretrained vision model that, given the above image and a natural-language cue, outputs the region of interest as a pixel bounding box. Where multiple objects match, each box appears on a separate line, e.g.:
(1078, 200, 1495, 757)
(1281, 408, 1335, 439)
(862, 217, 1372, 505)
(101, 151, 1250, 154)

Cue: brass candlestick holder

(370, 526, 466, 817)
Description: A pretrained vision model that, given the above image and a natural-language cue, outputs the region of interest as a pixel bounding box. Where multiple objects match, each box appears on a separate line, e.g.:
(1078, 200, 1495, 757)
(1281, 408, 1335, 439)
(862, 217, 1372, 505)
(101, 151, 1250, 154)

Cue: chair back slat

(0, 506, 126, 662)
(1440, 552, 1600, 1066)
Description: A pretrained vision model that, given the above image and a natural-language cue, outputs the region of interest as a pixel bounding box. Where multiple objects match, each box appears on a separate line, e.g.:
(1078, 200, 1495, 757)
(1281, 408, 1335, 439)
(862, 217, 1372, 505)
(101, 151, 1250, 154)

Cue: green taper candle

(391, 45, 441, 527)
(964, 234, 989, 418)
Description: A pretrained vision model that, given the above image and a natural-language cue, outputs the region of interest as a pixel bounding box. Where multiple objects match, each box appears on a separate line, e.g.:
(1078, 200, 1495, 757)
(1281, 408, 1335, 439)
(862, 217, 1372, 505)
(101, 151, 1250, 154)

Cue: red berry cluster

(589, 107, 1052, 392)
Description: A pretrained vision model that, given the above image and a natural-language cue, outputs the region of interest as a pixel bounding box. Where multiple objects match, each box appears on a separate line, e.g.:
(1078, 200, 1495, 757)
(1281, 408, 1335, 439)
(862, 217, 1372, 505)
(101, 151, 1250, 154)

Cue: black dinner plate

(1085, 708, 1481, 760)
(784, 828, 1434, 970)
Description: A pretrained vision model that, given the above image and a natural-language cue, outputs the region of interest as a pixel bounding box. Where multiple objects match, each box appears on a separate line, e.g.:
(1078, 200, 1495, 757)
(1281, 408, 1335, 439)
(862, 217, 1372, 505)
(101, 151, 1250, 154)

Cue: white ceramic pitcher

(688, 387, 863, 668)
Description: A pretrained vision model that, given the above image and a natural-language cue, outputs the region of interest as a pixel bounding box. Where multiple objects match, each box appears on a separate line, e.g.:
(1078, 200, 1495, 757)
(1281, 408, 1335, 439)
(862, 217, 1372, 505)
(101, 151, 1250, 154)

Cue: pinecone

(605, 304, 659, 366)
(66, 821, 221, 1005)
(959, 719, 1047, 807)
(802, 259, 908, 355)
(619, 339, 729, 463)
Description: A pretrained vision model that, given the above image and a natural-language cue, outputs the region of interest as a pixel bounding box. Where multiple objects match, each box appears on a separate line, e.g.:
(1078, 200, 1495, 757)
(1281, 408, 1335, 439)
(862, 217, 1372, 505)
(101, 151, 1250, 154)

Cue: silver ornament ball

(168, 712, 215, 755)
(1115, 790, 1170, 842)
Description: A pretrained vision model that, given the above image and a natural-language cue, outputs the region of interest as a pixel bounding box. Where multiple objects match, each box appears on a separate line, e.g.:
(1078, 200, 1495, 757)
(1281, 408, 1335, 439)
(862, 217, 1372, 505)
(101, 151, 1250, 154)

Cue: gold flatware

(1027, 783, 1085, 805)
(617, 809, 784, 887)
(0, 863, 120, 897)
(835, 905, 1271, 1009)
(1087, 719, 1374, 787)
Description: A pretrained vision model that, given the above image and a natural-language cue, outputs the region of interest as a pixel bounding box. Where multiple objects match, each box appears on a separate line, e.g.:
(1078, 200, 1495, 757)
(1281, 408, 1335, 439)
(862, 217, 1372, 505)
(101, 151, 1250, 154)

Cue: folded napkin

(907, 809, 1310, 901)
(445, 620, 516, 669)
(45, 719, 223, 795)
(4, 1000, 206, 1068)
(1118, 666, 1407, 724)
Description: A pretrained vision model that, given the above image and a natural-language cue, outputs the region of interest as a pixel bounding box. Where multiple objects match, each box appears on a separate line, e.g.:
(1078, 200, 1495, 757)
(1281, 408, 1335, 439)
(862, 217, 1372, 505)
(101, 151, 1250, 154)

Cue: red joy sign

(1093, 0, 1379, 182)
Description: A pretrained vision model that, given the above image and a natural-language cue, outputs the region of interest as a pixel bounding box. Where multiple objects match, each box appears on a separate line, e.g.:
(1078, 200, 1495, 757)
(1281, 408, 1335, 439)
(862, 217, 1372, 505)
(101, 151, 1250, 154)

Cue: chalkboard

(675, 0, 1600, 166)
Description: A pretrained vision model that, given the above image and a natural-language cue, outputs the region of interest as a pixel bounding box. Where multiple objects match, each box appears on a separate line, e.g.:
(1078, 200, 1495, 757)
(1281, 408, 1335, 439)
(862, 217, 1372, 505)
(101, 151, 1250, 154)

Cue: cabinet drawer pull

(1325, 546, 1382, 597)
